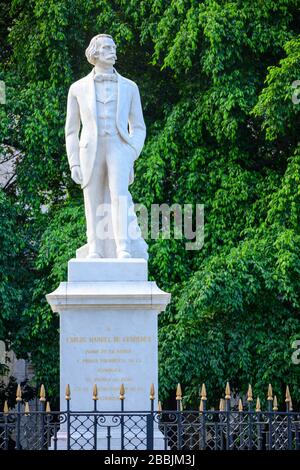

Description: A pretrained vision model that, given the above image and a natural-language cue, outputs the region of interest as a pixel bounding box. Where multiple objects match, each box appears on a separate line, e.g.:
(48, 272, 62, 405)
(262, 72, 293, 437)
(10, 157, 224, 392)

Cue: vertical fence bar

(273, 396, 278, 449)
(219, 398, 225, 450)
(53, 423, 58, 451)
(16, 384, 22, 450)
(200, 384, 207, 450)
(120, 384, 125, 451)
(267, 384, 273, 451)
(286, 386, 292, 450)
(65, 384, 71, 450)
(3, 401, 9, 450)
(157, 401, 167, 450)
(176, 384, 183, 450)
(238, 399, 243, 450)
(247, 385, 253, 450)
(45, 402, 51, 448)
(39, 385, 46, 449)
(255, 397, 262, 451)
(295, 417, 300, 451)
(148, 384, 155, 450)
(146, 414, 154, 450)
(107, 426, 111, 450)
(93, 384, 98, 450)
(225, 382, 231, 450)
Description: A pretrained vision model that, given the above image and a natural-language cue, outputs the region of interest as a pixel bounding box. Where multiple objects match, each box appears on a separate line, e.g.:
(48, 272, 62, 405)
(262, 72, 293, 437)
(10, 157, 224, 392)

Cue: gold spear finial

(247, 384, 253, 402)
(93, 384, 98, 401)
(3, 400, 9, 415)
(158, 401, 162, 414)
(25, 402, 30, 416)
(219, 398, 225, 411)
(273, 395, 278, 411)
(199, 399, 204, 412)
(238, 399, 243, 412)
(267, 384, 273, 400)
(225, 382, 231, 400)
(200, 383, 207, 401)
(176, 383, 182, 401)
(46, 402, 51, 413)
(65, 384, 71, 400)
(285, 386, 291, 403)
(150, 383, 155, 400)
(16, 384, 22, 402)
(120, 383, 125, 400)
(39, 384, 46, 402)
(256, 397, 261, 412)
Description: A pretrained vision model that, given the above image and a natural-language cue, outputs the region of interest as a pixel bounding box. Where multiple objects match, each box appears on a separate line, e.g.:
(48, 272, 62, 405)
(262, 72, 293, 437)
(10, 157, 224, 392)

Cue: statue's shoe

(117, 250, 131, 259)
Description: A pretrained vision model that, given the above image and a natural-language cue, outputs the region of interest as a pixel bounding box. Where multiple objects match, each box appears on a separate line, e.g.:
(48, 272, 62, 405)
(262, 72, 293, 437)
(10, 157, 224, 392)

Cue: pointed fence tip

(25, 402, 30, 415)
(200, 383, 207, 400)
(158, 401, 162, 413)
(273, 395, 278, 411)
(225, 382, 231, 400)
(247, 384, 253, 402)
(238, 398, 243, 412)
(46, 402, 51, 413)
(120, 383, 125, 400)
(39, 384, 46, 402)
(256, 397, 261, 412)
(176, 383, 182, 401)
(199, 399, 204, 412)
(150, 383, 155, 400)
(267, 383, 273, 400)
(219, 398, 225, 411)
(93, 384, 98, 401)
(16, 384, 22, 402)
(285, 385, 291, 402)
(3, 400, 9, 415)
(65, 384, 71, 400)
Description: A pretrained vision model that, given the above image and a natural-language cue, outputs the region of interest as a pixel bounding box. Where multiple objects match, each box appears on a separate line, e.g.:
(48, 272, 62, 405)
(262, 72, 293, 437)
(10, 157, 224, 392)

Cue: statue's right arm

(65, 85, 81, 170)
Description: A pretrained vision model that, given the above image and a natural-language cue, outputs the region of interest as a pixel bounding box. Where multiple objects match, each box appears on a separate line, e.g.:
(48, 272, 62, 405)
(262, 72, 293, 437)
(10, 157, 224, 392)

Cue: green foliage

(0, 190, 30, 340)
(0, 0, 300, 407)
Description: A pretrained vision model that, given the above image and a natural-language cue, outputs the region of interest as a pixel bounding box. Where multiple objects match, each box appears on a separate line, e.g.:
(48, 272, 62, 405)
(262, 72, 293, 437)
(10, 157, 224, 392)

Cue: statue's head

(85, 34, 117, 66)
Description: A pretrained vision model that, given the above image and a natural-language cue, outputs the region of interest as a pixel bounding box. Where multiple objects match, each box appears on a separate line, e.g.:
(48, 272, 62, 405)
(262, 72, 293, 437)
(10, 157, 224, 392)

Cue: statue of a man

(65, 34, 147, 259)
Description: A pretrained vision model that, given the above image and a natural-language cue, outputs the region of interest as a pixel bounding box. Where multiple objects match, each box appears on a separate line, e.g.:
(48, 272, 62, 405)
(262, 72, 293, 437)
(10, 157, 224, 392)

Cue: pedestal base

(46, 258, 171, 420)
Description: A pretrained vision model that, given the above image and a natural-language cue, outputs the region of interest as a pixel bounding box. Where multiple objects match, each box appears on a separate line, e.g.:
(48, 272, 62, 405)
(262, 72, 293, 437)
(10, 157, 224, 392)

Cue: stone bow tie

(94, 73, 118, 82)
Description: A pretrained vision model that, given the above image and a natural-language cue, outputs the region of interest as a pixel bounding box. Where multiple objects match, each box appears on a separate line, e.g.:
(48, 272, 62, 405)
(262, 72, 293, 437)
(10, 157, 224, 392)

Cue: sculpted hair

(85, 34, 114, 65)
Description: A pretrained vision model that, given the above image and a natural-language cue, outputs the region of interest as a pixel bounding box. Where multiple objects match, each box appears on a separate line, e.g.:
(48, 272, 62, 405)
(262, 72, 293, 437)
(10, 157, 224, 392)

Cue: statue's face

(95, 37, 117, 66)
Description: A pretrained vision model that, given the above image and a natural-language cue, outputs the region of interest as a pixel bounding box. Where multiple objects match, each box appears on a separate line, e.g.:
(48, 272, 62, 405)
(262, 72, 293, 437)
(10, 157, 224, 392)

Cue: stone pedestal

(46, 258, 171, 449)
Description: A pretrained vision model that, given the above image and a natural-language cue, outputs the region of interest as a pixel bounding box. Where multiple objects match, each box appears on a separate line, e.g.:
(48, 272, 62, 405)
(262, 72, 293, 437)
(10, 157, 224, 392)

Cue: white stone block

(68, 258, 148, 282)
(46, 258, 171, 450)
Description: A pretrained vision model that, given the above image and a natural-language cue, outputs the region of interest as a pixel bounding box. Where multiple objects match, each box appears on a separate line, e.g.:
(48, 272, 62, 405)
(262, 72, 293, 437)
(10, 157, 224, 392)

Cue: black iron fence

(0, 383, 299, 450)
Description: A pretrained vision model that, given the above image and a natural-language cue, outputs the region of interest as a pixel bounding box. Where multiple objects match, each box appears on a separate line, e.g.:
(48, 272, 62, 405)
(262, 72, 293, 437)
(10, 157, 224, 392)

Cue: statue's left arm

(128, 85, 146, 159)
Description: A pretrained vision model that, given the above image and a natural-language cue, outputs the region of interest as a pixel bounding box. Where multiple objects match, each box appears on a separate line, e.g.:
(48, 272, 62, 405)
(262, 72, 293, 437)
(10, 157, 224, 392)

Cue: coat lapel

(87, 70, 97, 122)
(114, 68, 127, 120)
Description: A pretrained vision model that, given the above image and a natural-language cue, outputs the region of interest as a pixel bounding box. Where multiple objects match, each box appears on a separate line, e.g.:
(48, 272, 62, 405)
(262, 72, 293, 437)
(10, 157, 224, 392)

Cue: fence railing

(0, 382, 299, 450)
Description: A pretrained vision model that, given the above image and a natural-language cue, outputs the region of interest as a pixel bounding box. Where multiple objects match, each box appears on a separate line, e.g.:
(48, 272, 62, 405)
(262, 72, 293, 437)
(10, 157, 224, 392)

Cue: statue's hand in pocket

(71, 165, 83, 185)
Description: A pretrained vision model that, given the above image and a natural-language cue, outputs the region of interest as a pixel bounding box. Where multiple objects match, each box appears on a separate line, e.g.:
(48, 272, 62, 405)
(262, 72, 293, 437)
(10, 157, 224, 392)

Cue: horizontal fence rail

(0, 382, 299, 450)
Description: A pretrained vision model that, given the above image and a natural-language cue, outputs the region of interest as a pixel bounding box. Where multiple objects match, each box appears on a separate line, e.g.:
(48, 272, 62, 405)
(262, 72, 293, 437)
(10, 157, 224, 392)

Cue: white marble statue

(65, 34, 148, 259)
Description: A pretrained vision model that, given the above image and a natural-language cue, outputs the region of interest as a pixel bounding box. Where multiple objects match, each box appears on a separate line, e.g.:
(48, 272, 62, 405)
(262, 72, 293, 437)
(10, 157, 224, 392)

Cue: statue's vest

(95, 79, 119, 137)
